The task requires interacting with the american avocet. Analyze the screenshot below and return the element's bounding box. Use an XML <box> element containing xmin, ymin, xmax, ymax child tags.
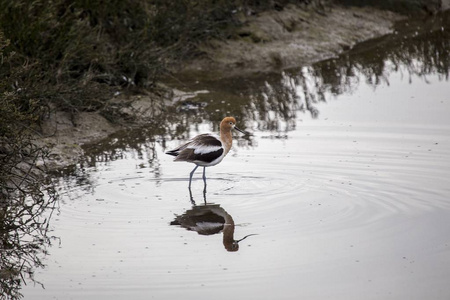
<box><xmin>170</xmin><ymin>203</ymin><xmax>257</xmax><ymax>252</ymax></box>
<box><xmin>166</xmin><ymin>117</ymin><xmax>246</xmax><ymax>191</ymax></box>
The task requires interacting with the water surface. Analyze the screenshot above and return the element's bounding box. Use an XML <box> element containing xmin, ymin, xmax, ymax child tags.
<box><xmin>19</xmin><ymin>11</ymin><xmax>450</xmax><ymax>300</ymax></box>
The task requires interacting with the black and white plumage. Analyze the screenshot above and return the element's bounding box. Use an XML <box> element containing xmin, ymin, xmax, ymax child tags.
<box><xmin>170</xmin><ymin>204</ymin><xmax>257</xmax><ymax>252</ymax></box>
<box><xmin>166</xmin><ymin>117</ymin><xmax>246</xmax><ymax>191</ymax></box>
<box><xmin>166</xmin><ymin>133</ymin><xmax>225</xmax><ymax>166</ymax></box>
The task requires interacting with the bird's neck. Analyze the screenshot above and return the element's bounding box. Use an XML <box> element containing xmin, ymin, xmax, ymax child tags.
<box><xmin>222</xmin><ymin>213</ymin><xmax>235</xmax><ymax>250</ymax></box>
<box><xmin>220</xmin><ymin>131</ymin><xmax>233</xmax><ymax>154</ymax></box>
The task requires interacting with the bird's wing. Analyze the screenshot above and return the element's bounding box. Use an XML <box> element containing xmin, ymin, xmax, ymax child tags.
<box><xmin>189</xmin><ymin>134</ymin><xmax>222</xmax><ymax>154</ymax></box>
<box><xmin>175</xmin><ymin>134</ymin><xmax>224</xmax><ymax>163</ymax></box>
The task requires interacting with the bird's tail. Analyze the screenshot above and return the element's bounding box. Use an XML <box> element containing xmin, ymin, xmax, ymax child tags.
<box><xmin>165</xmin><ymin>149</ymin><xmax>179</xmax><ymax>157</ymax></box>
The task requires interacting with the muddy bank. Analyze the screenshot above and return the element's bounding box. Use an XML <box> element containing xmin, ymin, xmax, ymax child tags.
<box><xmin>39</xmin><ymin>4</ymin><xmax>404</xmax><ymax>169</ymax></box>
<box><xmin>179</xmin><ymin>4</ymin><xmax>403</xmax><ymax>77</ymax></box>
<box><xmin>37</xmin><ymin>92</ymin><xmax>169</xmax><ymax>169</ymax></box>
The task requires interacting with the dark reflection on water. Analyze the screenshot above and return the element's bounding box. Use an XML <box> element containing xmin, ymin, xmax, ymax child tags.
<box><xmin>55</xmin><ymin>126</ymin><xmax>168</xmax><ymax>192</ymax></box>
<box><xmin>170</xmin><ymin>197</ymin><xmax>256</xmax><ymax>252</ymax></box>
<box><xmin>81</xmin><ymin>126</ymin><xmax>164</xmax><ymax>169</ymax></box>
<box><xmin>168</xmin><ymin>10</ymin><xmax>449</xmax><ymax>130</ymax></box>
<box><xmin>304</xmin><ymin>10</ymin><xmax>449</xmax><ymax>94</ymax></box>
<box><xmin>0</xmin><ymin>186</ymin><xmax>58</xmax><ymax>299</ymax></box>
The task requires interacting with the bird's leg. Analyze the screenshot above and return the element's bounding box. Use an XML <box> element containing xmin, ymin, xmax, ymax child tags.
<box><xmin>189</xmin><ymin>165</ymin><xmax>199</xmax><ymax>189</ymax></box>
<box><xmin>202</xmin><ymin>167</ymin><xmax>207</xmax><ymax>195</ymax></box>
<box><xmin>189</xmin><ymin>188</ymin><xmax>195</xmax><ymax>205</ymax></box>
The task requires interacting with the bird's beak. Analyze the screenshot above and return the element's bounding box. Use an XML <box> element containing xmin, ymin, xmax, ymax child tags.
<box><xmin>235</xmin><ymin>234</ymin><xmax>258</xmax><ymax>243</ymax></box>
<box><xmin>234</xmin><ymin>126</ymin><xmax>248</xmax><ymax>135</ymax></box>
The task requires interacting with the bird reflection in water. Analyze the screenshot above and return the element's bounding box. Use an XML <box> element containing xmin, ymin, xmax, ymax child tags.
<box><xmin>170</xmin><ymin>197</ymin><xmax>256</xmax><ymax>252</ymax></box>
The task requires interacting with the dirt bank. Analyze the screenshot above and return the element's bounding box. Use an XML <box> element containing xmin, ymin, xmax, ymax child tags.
<box><xmin>179</xmin><ymin>4</ymin><xmax>403</xmax><ymax>77</ymax></box>
<box><xmin>39</xmin><ymin>4</ymin><xmax>404</xmax><ymax>169</ymax></box>
<box><xmin>37</xmin><ymin>92</ymin><xmax>168</xmax><ymax>169</ymax></box>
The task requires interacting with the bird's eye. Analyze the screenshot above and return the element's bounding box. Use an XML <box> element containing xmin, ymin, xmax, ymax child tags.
<box><xmin>229</xmin><ymin>122</ymin><xmax>233</xmax><ymax>125</ymax></box>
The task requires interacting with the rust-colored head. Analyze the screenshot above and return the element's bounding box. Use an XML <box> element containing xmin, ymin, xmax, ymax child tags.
<box><xmin>220</xmin><ymin>117</ymin><xmax>245</xmax><ymax>134</ymax></box>
<box><xmin>220</xmin><ymin>117</ymin><xmax>237</xmax><ymax>131</ymax></box>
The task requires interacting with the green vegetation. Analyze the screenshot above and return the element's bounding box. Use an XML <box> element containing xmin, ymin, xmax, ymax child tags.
<box><xmin>0</xmin><ymin>0</ymin><xmax>307</xmax><ymax>122</ymax></box>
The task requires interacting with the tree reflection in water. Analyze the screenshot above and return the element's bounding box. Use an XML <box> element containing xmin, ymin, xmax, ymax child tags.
<box><xmin>1</xmin><ymin>142</ymin><xmax>58</xmax><ymax>300</ymax></box>
<box><xmin>303</xmin><ymin>10</ymin><xmax>449</xmax><ymax>97</ymax></box>
<box><xmin>170</xmin><ymin>10</ymin><xmax>449</xmax><ymax>133</ymax></box>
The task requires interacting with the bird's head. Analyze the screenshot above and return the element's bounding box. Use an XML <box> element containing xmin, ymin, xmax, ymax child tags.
<box><xmin>220</xmin><ymin>116</ymin><xmax>246</xmax><ymax>134</ymax></box>
<box><xmin>224</xmin><ymin>234</ymin><xmax>259</xmax><ymax>252</ymax></box>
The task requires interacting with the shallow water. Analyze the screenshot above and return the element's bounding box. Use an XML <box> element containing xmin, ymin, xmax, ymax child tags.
<box><xmin>19</xmin><ymin>11</ymin><xmax>450</xmax><ymax>300</ymax></box>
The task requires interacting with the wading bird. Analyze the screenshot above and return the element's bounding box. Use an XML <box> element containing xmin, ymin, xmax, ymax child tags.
<box><xmin>170</xmin><ymin>203</ymin><xmax>257</xmax><ymax>252</ymax></box>
<box><xmin>166</xmin><ymin>117</ymin><xmax>246</xmax><ymax>193</ymax></box>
